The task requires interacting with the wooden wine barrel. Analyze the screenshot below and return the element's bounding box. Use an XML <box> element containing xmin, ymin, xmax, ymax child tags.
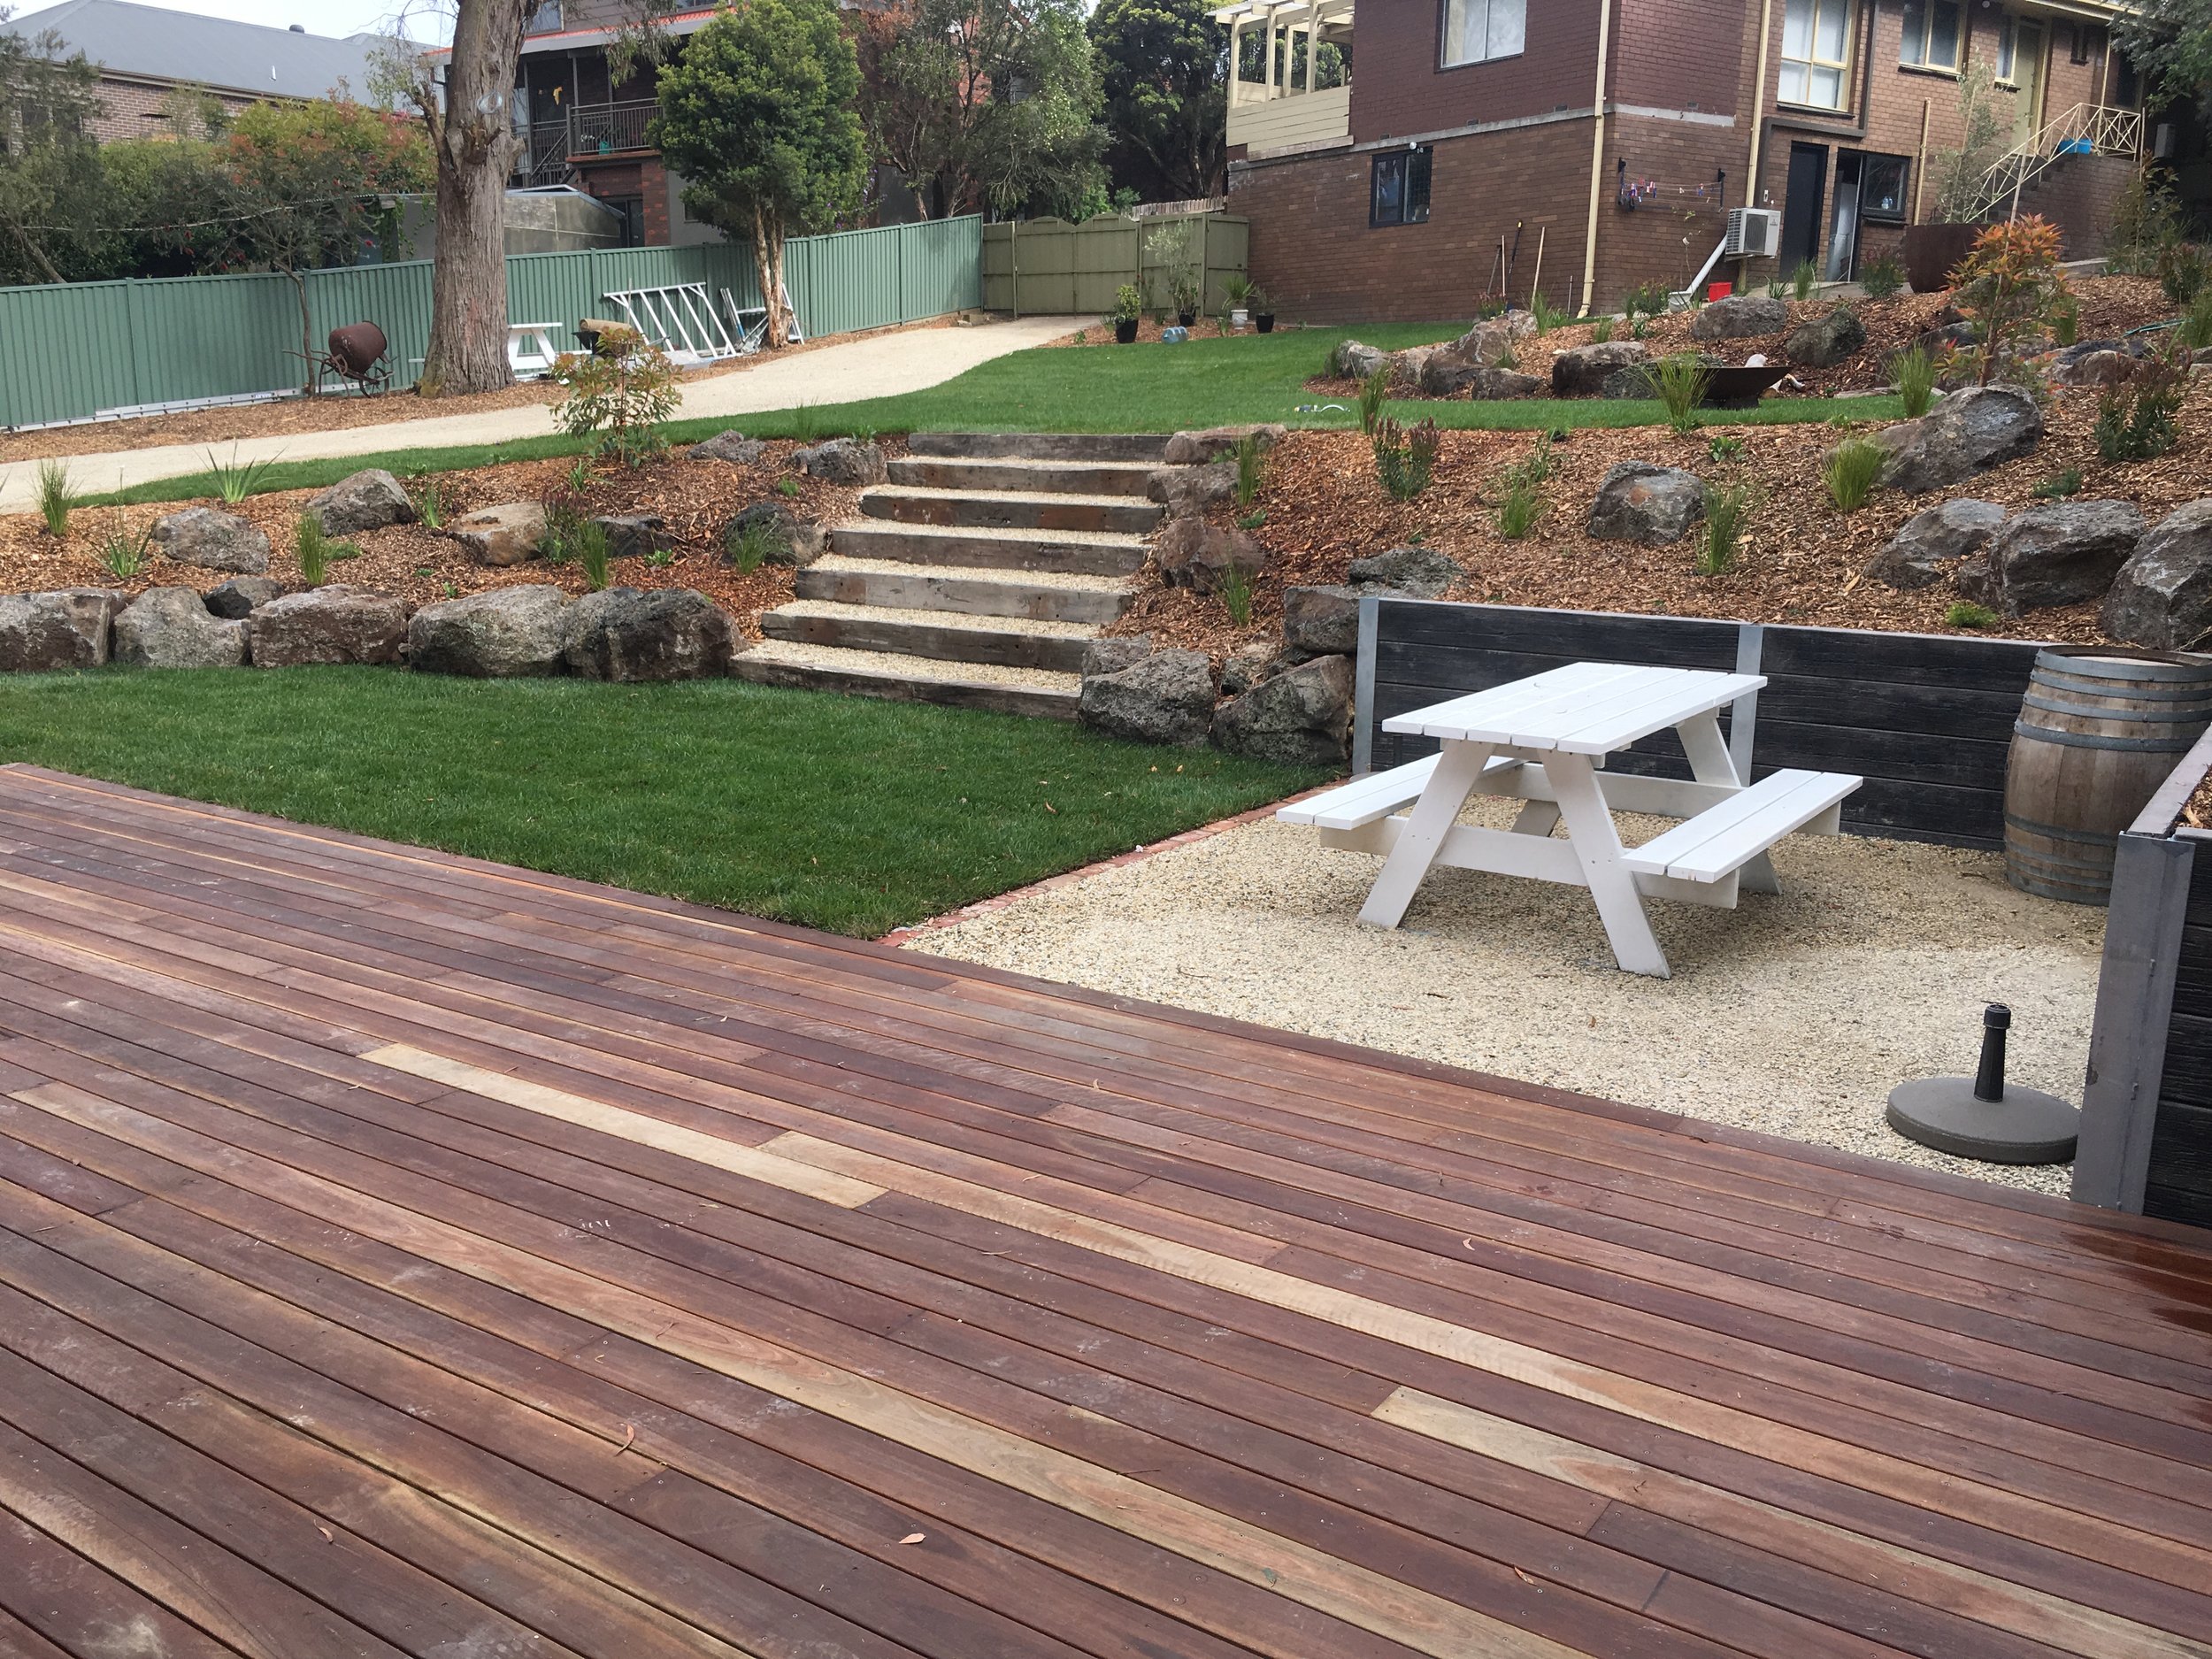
<box><xmin>2005</xmin><ymin>647</ymin><xmax>2212</xmax><ymax>904</ymax></box>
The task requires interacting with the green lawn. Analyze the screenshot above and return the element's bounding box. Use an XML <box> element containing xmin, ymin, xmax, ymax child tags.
<box><xmin>0</xmin><ymin>670</ymin><xmax>1328</xmax><ymax>936</ymax></box>
<box><xmin>90</xmin><ymin>326</ymin><xmax>1900</xmax><ymax>508</ymax></box>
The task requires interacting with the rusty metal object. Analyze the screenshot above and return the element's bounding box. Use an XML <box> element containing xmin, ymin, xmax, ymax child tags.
<box><xmin>309</xmin><ymin>322</ymin><xmax>393</xmax><ymax>396</ymax></box>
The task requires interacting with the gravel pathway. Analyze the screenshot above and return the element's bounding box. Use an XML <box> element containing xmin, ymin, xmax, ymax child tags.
<box><xmin>905</xmin><ymin>800</ymin><xmax>2107</xmax><ymax>1196</ymax></box>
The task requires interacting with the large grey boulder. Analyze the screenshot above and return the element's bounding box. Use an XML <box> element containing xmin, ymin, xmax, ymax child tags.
<box><xmin>247</xmin><ymin>586</ymin><xmax>407</xmax><ymax>667</ymax></box>
<box><xmin>1077</xmin><ymin>648</ymin><xmax>1216</xmax><ymax>747</ymax></box>
<box><xmin>2051</xmin><ymin>344</ymin><xmax>2138</xmax><ymax>387</ymax></box>
<box><xmin>1348</xmin><ymin>543</ymin><xmax>1463</xmax><ymax>598</ymax></box>
<box><xmin>111</xmin><ymin>587</ymin><xmax>248</xmax><ymax>668</ymax></box>
<box><xmin>0</xmin><ymin>588</ymin><xmax>119</xmax><ymax>671</ymax></box>
<box><xmin>1219</xmin><ymin>638</ymin><xmax>1281</xmax><ymax>696</ymax></box>
<box><xmin>1283</xmin><ymin>585</ymin><xmax>1360</xmax><ymax>658</ymax></box>
<box><xmin>1331</xmin><ymin>339</ymin><xmax>1388</xmax><ymax>380</ymax></box>
<box><xmin>203</xmin><ymin>576</ymin><xmax>291</xmax><ymax>618</ymax></box>
<box><xmin>1147</xmin><ymin>461</ymin><xmax>1236</xmax><ymax>515</ymax></box>
<box><xmin>593</xmin><ymin>513</ymin><xmax>672</xmax><ymax>559</ymax></box>
<box><xmin>1387</xmin><ymin>345</ymin><xmax>1441</xmax><ymax>390</ymax></box>
<box><xmin>451</xmin><ymin>501</ymin><xmax>546</xmax><ymax>568</ymax></box>
<box><xmin>2101</xmin><ymin>502</ymin><xmax>2212</xmax><ymax>649</ymax></box>
<box><xmin>1080</xmin><ymin>634</ymin><xmax>1152</xmax><ymax>678</ymax></box>
<box><xmin>306</xmin><ymin>469</ymin><xmax>416</xmax><ymax>536</ymax></box>
<box><xmin>725</xmin><ymin>501</ymin><xmax>825</xmax><ymax>567</ymax></box>
<box><xmin>1163</xmin><ymin>424</ymin><xmax>1286</xmax><ymax>466</ymax></box>
<box><xmin>1862</xmin><ymin>499</ymin><xmax>2006</xmax><ymax>590</ymax></box>
<box><xmin>1870</xmin><ymin>385</ymin><xmax>2043</xmax><ymax>493</ymax></box>
<box><xmin>794</xmin><ymin>438</ymin><xmax>887</xmax><ymax>486</ymax></box>
<box><xmin>408</xmin><ymin>585</ymin><xmax>570</xmax><ymax>678</ymax></box>
<box><xmin>1552</xmin><ymin>341</ymin><xmax>1649</xmax><ymax>396</ymax></box>
<box><xmin>561</xmin><ymin>587</ymin><xmax>736</xmax><ymax>681</ymax></box>
<box><xmin>1690</xmin><ymin>295</ymin><xmax>1788</xmax><ymax>342</ymax></box>
<box><xmin>1212</xmin><ymin>654</ymin><xmax>1354</xmax><ymax>766</ymax></box>
<box><xmin>690</xmin><ymin>428</ymin><xmax>767</xmax><ymax>465</ymax></box>
<box><xmin>148</xmin><ymin>505</ymin><xmax>269</xmax><ymax>574</ymax></box>
<box><xmin>1421</xmin><ymin>355</ymin><xmax>1542</xmax><ymax>399</ymax></box>
<box><xmin>1785</xmin><ymin>305</ymin><xmax>1869</xmax><ymax>368</ymax></box>
<box><xmin>1989</xmin><ymin>501</ymin><xmax>2147</xmax><ymax>616</ymax></box>
<box><xmin>1588</xmin><ymin>462</ymin><xmax>1706</xmax><ymax>545</ymax></box>
<box><xmin>1155</xmin><ymin>517</ymin><xmax>1268</xmax><ymax>594</ymax></box>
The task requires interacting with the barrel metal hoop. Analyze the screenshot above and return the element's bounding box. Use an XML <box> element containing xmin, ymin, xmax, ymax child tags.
<box><xmin>2017</xmin><ymin>693</ymin><xmax>2212</xmax><ymax>723</ymax></box>
<box><xmin>2034</xmin><ymin>645</ymin><xmax>2212</xmax><ymax>681</ymax></box>
<box><xmin>2025</xmin><ymin>673</ymin><xmax>2212</xmax><ymax>704</ymax></box>
<box><xmin>2011</xmin><ymin>719</ymin><xmax>2205</xmax><ymax>752</ymax></box>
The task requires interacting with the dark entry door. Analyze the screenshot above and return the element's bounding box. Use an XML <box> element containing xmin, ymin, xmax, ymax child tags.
<box><xmin>1780</xmin><ymin>143</ymin><xmax>1828</xmax><ymax>274</ymax></box>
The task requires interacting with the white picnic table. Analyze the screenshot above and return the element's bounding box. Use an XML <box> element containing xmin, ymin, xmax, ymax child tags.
<box><xmin>506</xmin><ymin>322</ymin><xmax>565</xmax><ymax>379</ymax></box>
<box><xmin>1279</xmin><ymin>661</ymin><xmax>1863</xmax><ymax>977</ymax></box>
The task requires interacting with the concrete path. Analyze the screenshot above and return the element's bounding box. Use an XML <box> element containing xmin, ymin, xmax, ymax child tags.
<box><xmin>1</xmin><ymin>315</ymin><xmax>1077</xmax><ymax>511</ymax></box>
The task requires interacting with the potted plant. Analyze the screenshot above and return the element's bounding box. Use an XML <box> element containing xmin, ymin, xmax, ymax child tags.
<box><xmin>1249</xmin><ymin>283</ymin><xmax>1274</xmax><ymax>334</ymax></box>
<box><xmin>1172</xmin><ymin>272</ymin><xmax>1201</xmax><ymax>328</ymax></box>
<box><xmin>1224</xmin><ymin>273</ymin><xmax>1254</xmax><ymax>329</ymax></box>
<box><xmin>1112</xmin><ymin>284</ymin><xmax>1141</xmax><ymax>344</ymax></box>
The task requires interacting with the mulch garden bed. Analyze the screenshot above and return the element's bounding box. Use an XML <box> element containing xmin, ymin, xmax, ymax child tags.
<box><xmin>0</xmin><ymin>437</ymin><xmax>892</xmax><ymax>641</ymax></box>
<box><xmin>1117</xmin><ymin>375</ymin><xmax>2209</xmax><ymax>662</ymax></box>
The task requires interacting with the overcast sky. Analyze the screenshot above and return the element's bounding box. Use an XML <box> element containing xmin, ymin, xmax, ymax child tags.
<box><xmin>12</xmin><ymin>0</ymin><xmax>456</xmax><ymax>43</ymax></box>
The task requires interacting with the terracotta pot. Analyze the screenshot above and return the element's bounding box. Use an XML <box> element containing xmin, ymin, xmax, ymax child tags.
<box><xmin>1901</xmin><ymin>222</ymin><xmax>1983</xmax><ymax>296</ymax></box>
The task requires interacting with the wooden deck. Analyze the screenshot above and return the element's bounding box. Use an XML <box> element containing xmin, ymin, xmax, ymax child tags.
<box><xmin>0</xmin><ymin>764</ymin><xmax>2209</xmax><ymax>1659</ymax></box>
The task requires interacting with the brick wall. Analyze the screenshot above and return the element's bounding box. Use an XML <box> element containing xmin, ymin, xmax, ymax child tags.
<box><xmin>1352</xmin><ymin>0</ymin><xmax>1605</xmax><ymax>140</ymax></box>
<box><xmin>85</xmin><ymin>76</ymin><xmax>257</xmax><ymax>144</ymax></box>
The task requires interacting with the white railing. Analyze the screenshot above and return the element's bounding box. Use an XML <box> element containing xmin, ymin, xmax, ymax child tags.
<box><xmin>1968</xmin><ymin>103</ymin><xmax>2143</xmax><ymax>220</ymax></box>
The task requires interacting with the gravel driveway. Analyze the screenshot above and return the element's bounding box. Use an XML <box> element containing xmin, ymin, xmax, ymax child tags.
<box><xmin>904</xmin><ymin>798</ymin><xmax>2107</xmax><ymax>1196</ymax></box>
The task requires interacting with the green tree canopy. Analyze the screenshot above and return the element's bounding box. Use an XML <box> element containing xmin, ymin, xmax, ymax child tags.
<box><xmin>0</xmin><ymin>12</ymin><xmax>104</xmax><ymax>283</ymax></box>
<box><xmin>1089</xmin><ymin>0</ymin><xmax>1226</xmax><ymax>205</ymax></box>
<box><xmin>862</xmin><ymin>0</ymin><xmax>1106</xmax><ymax>221</ymax></box>
<box><xmin>2114</xmin><ymin>0</ymin><xmax>2212</xmax><ymax>122</ymax></box>
<box><xmin>653</xmin><ymin>0</ymin><xmax>866</xmax><ymax>346</ymax></box>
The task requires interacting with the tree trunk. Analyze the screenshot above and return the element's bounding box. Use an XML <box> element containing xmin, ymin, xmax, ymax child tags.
<box><xmin>419</xmin><ymin>0</ymin><xmax>529</xmax><ymax>398</ymax></box>
<box><xmin>288</xmin><ymin>267</ymin><xmax>314</xmax><ymax>394</ymax></box>
<box><xmin>750</xmin><ymin>201</ymin><xmax>790</xmax><ymax>348</ymax></box>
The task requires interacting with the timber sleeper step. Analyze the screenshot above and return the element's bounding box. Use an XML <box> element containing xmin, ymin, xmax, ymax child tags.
<box><xmin>886</xmin><ymin>457</ymin><xmax>1160</xmax><ymax>496</ymax></box>
<box><xmin>859</xmin><ymin>486</ymin><xmax>1163</xmax><ymax>534</ymax></box>
<box><xmin>825</xmin><ymin>521</ymin><xmax>1148</xmax><ymax>577</ymax></box>
<box><xmin>905</xmin><ymin>431</ymin><xmax>1171</xmax><ymax>463</ymax></box>
<box><xmin>734</xmin><ymin>641</ymin><xmax>1080</xmax><ymax>720</ymax></box>
<box><xmin>796</xmin><ymin>557</ymin><xmax>1132</xmax><ymax>625</ymax></box>
<box><xmin>757</xmin><ymin>600</ymin><xmax>1098</xmax><ymax>674</ymax></box>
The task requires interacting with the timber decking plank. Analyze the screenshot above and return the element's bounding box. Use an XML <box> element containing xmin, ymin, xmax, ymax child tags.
<box><xmin>0</xmin><ymin>1509</ymin><xmax>246</xmax><ymax>1659</ymax></box>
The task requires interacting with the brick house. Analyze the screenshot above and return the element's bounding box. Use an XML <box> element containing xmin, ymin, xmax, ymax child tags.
<box><xmin>0</xmin><ymin>0</ymin><xmax>408</xmax><ymax>143</ymax></box>
<box><xmin>1216</xmin><ymin>0</ymin><xmax>2146</xmax><ymax>319</ymax></box>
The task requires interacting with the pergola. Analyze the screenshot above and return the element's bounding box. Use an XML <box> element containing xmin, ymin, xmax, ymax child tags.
<box><xmin>1209</xmin><ymin>0</ymin><xmax>1355</xmax><ymax>101</ymax></box>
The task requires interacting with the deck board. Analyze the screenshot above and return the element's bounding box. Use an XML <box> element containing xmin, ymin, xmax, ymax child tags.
<box><xmin>1</xmin><ymin>764</ymin><xmax>2210</xmax><ymax>1659</ymax></box>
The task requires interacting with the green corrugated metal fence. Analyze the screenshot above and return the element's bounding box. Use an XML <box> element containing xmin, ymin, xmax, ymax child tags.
<box><xmin>0</xmin><ymin>215</ymin><xmax>982</xmax><ymax>431</ymax></box>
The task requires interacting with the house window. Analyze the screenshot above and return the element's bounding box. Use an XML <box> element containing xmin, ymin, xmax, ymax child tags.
<box><xmin>1371</xmin><ymin>149</ymin><xmax>1431</xmax><ymax>227</ymax></box>
<box><xmin>2070</xmin><ymin>24</ymin><xmax>2093</xmax><ymax>65</ymax></box>
<box><xmin>1861</xmin><ymin>153</ymin><xmax>1909</xmax><ymax>220</ymax></box>
<box><xmin>1778</xmin><ymin>0</ymin><xmax>1854</xmax><ymax>110</ymax></box>
<box><xmin>1994</xmin><ymin>15</ymin><xmax>2043</xmax><ymax>85</ymax></box>
<box><xmin>1899</xmin><ymin>1</ymin><xmax>1960</xmax><ymax>71</ymax></box>
<box><xmin>1440</xmin><ymin>0</ymin><xmax>1525</xmax><ymax>68</ymax></box>
<box><xmin>2113</xmin><ymin>50</ymin><xmax>2139</xmax><ymax>107</ymax></box>
<box><xmin>524</xmin><ymin>0</ymin><xmax>563</xmax><ymax>34</ymax></box>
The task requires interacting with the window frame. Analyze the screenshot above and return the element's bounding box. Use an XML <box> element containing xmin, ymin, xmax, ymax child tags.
<box><xmin>1369</xmin><ymin>149</ymin><xmax>1432</xmax><ymax>229</ymax></box>
<box><xmin>1859</xmin><ymin>153</ymin><xmax>1910</xmax><ymax>222</ymax></box>
<box><xmin>1899</xmin><ymin>0</ymin><xmax>1961</xmax><ymax>73</ymax></box>
<box><xmin>1777</xmin><ymin>0</ymin><xmax>1856</xmax><ymax>111</ymax></box>
<box><xmin>1438</xmin><ymin>0</ymin><xmax>1527</xmax><ymax>71</ymax></box>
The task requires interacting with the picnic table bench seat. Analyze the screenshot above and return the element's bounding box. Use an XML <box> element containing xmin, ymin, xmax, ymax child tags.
<box><xmin>1278</xmin><ymin>754</ymin><xmax>1520</xmax><ymax>831</ymax></box>
<box><xmin>1621</xmin><ymin>767</ymin><xmax>1861</xmax><ymax>884</ymax></box>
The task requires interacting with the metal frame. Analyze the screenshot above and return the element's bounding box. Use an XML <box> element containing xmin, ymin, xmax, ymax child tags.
<box><xmin>718</xmin><ymin>283</ymin><xmax>807</xmax><ymax>355</ymax></box>
<box><xmin>603</xmin><ymin>283</ymin><xmax>741</xmax><ymax>364</ymax></box>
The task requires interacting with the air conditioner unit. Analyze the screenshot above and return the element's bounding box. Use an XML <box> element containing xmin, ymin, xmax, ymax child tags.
<box><xmin>1724</xmin><ymin>207</ymin><xmax>1781</xmax><ymax>259</ymax></box>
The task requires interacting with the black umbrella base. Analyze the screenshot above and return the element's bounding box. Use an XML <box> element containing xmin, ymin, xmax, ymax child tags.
<box><xmin>1885</xmin><ymin>1077</ymin><xmax>2079</xmax><ymax>1165</ymax></box>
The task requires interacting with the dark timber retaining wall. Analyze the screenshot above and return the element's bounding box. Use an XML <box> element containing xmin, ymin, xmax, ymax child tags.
<box><xmin>2077</xmin><ymin>726</ymin><xmax>2212</xmax><ymax>1229</ymax></box>
<box><xmin>1356</xmin><ymin>597</ymin><xmax>2045</xmax><ymax>849</ymax></box>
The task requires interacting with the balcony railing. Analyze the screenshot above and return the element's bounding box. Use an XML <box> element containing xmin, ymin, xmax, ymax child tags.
<box><xmin>1965</xmin><ymin>103</ymin><xmax>2143</xmax><ymax>220</ymax></box>
<box><xmin>515</xmin><ymin>100</ymin><xmax>659</xmax><ymax>186</ymax></box>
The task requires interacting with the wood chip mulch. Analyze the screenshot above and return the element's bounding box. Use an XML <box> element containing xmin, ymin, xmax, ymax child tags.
<box><xmin>0</xmin><ymin>437</ymin><xmax>892</xmax><ymax>639</ymax></box>
<box><xmin>1116</xmin><ymin>373</ymin><xmax>2209</xmax><ymax>663</ymax></box>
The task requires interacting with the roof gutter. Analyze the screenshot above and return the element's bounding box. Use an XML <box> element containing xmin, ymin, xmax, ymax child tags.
<box><xmin>1579</xmin><ymin>0</ymin><xmax>1615</xmax><ymax>314</ymax></box>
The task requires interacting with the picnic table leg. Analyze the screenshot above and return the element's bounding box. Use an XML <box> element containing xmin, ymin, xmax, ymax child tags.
<box><xmin>1357</xmin><ymin>741</ymin><xmax>1494</xmax><ymax>929</ymax></box>
<box><xmin>1548</xmin><ymin>752</ymin><xmax>1671</xmax><ymax>978</ymax></box>
<box><xmin>1511</xmin><ymin>800</ymin><xmax>1562</xmax><ymax>836</ymax></box>
<box><xmin>1678</xmin><ymin>710</ymin><xmax>1780</xmax><ymax>895</ymax></box>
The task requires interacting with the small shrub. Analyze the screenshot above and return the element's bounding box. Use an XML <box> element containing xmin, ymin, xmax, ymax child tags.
<box><xmin>1629</xmin><ymin>313</ymin><xmax>1652</xmax><ymax>341</ymax></box>
<box><xmin>1073</xmin><ymin>329</ymin><xmax>1087</xmax><ymax>346</ymax></box>
<box><xmin>1651</xmin><ymin>353</ymin><xmax>1711</xmax><ymax>434</ymax></box>
<box><xmin>441</xmin><ymin>580</ymin><xmax>458</xmax><ymax>598</ymax></box>
<box><xmin>1697</xmin><ymin>481</ymin><xmax>1755</xmax><ymax>576</ymax></box>
<box><xmin>566</xmin><ymin>455</ymin><xmax>595</xmax><ymax>495</ymax></box>
<box><xmin>2050</xmin><ymin>290</ymin><xmax>2080</xmax><ymax>348</ymax></box>
<box><xmin>573</xmin><ymin>518</ymin><xmax>611</xmax><ymax>591</ymax></box>
<box><xmin>2179</xmin><ymin>285</ymin><xmax>2212</xmax><ymax>352</ymax></box>
<box><xmin>1624</xmin><ymin>280</ymin><xmax>1669</xmax><ymax>319</ymax></box>
<box><xmin>1951</xmin><ymin>216</ymin><xmax>2072</xmax><ymax>387</ymax></box>
<box><xmin>35</xmin><ymin>460</ymin><xmax>71</xmax><ymax>539</ymax></box>
<box><xmin>726</xmin><ymin>517</ymin><xmax>775</xmax><ymax>572</ymax></box>
<box><xmin>1112</xmin><ymin>283</ymin><xmax>1142</xmax><ymax>323</ymax></box>
<box><xmin>413</xmin><ymin>480</ymin><xmax>445</xmax><ymax>530</ymax></box>
<box><xmin>539</xmin><ymin>490</ymin><xmax>588</xmax><ymax>565</ymax></box>
<box><xmin>206</xmin><ymin>446</ymin><xmax>277</xmax><ymax>505</ymax></box>
<box><xmin>330</xmin><ymin>541</ymin><xmax>361</xmax><ymax>562</ymax></box>
<box><xmin>1858</xmin><ymin>253</ymin><xmax>1904</xmax><ymax>300</ymax></box>
<box><xmin>645</xmin><ymin>545</ymin><xmax>677</xmax><ymax>568</ymax></box>
<box><xmin>1530</xmin><ymin>293</ymin><xmax>1564</xmax><ymax>335</ymax></box>
<box><xmin>1766</xmin><ymin>278</ymin><xmax>1786</xmax><ymax>299</ymax></box>
<box><xmin>95</xmin><ymin>513</ymin><xmax>150</xmax><ymax>580</ymax></box>
<box><xmin>293</xmin><ymin>513</ymin><xmax>330</xmax><ymax>587</ymax></box>
<box><xmin>1233</xmin><ymin>432</ymin><xmax>1265</xmax><ymax>508</ymax></box>
<box><xmin>1947</xmin><ymin>601</ymin><xmax>1998</xmax><ymax>630</ymax></box>
<box><xmin>1495</xmin><ymin>475</ymin><xmax>1544</xmax><ymax>539</ymax></box>
<box><xmin>776</xmin><ymin>476</ymin><xmax>802</xmax><ymax>499</ymax></box>
<box><xmin>1356</xmin><ymin>368</ymin><xmax>1390</xmax><ymax>436</ymax></box>
<box><xmin>2095</xmin><ymin>348</ymin><xmax>2187</xmax><ymax>461</ymax></box>
<box><xmin>2158</xmin><ymin>242</ymin><xmax>2208</xmax><ymax>307</ymax></box>
<box><xmin>1707</xmin><ymin>432</ymin><xmax>1745</xmax><ymax>462</ymax></box>
<box><xmin>1589</xmin><ymin>315</ymin><xmax>1616</xmax><ymax>344</ymax></box>
<box><xmin>1823</xmin><ymin>436</ymin><xmax>1886</xmax><ymax>511</ymax></box>
<box><xmin>1217</xmin><ymin>560</ymin><xmax>1256</xmax><ymax>627</ymax></box>
<box><xmin>1371</xmin><ymin>416</ymin><xmax>1440</xmax><ymax>501</ymax></box>
<box><xmin>548</xmin><ymin>323</ymin><xmax>681</xmax><ymax>467</ymax></box>
<box><xmin>1893</xmin><ymin>344</ymin><xmax>1937</xmax><ymax>418</ymax></box>
<box><xmin>1238</xmin><ymin>508</ymin><xmax>1266</xmax><ymax>530</ymax></box>
<box><xmin>1790</xmin><ymin>259</ymin><xmax>1818</xmax><ymax>302</ymax></box>
<box><xmin>2032</xmin><ymin>469</ymin><xmax>2083</xmax><ymax>499</ymax></box>
<box><xmin>1472</xmin><ymin>292</ymin><xmax>1509</xmax><ymax>320</ymax></box>
<box><xmin>2106</xmin><ymin>169</ymin><xmax>2185</xmax><ymax>276</ymax></box>
<box><xmin>790</xmin><ymin>402</ymin><xmax>822</xmax><ymax>442</ymax></box>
